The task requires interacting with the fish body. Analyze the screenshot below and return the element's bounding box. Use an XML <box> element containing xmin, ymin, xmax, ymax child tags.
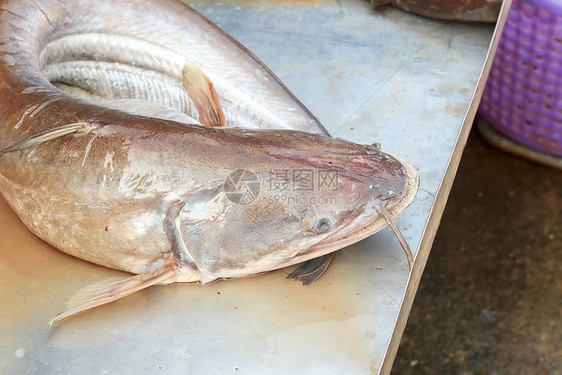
<box><xmin>0</xmin><ymin>0</ymin><xmax>419</xmax><ymax>324</ymax></box>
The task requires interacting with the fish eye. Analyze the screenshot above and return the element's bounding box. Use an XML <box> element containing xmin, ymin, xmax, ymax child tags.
<box><xmin>312</xmin><ymin>218</ymin><xmax>331</xmax><ymax>234</ymax></box>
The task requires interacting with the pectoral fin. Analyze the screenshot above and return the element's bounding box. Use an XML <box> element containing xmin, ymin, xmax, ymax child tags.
<box><xmin>182</xmin><ymin>62</ymin><xmax>226</xmax><ymax>127</ymax></box>
<box><xmin>287</xmin><ymin>252</ymin><xmax>338</xmax><ymax>285</ymax></box>
<box><xmin>49</xmin><ymin>261</ymin><xmax>179</xmax><ymax>326</ymax></box>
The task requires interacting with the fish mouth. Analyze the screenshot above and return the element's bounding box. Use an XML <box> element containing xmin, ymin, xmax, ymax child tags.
<box><xmin>283</xmin><ymin>151</ymin><xmax>419</xmax><ymax>267</ymax></box>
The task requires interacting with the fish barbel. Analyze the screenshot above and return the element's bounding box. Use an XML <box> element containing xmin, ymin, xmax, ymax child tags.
<box><xmin>0</xmin><ymin>0</ymin><xmax>419</xmax><ymax>325</ymax></box>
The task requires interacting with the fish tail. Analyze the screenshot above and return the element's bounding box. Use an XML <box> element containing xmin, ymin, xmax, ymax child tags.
<box><xmin>49</xmin><ymin>262</ymin><xmax>179</xmax><ymax>327</ymax></box>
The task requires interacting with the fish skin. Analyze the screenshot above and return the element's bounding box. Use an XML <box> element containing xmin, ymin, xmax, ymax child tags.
<box><xmin>0</xmin><ymin>116</ymin><xmax>416</xmax><ymax>280</ymax></box>
<box><xmin>0</xmin><ymin>0</ymin><xmax>419</xmax><ymax>322</ymax></box>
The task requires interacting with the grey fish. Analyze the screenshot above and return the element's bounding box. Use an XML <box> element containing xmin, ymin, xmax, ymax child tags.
<box><xmin>0</xmin><ymin>0</ymin><xmax>419</xmax><ymax>326</ymax></box>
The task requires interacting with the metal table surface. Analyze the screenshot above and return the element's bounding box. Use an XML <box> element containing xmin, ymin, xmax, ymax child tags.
<box><xmin>0</xmin><ymin>1</ymin><xmax>509</xmax><ymax>373</ymax></box>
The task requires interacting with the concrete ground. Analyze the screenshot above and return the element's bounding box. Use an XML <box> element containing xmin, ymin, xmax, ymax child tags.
<box><xmin>391</xmin><ymin>127</ymin><xmax>562</xmax><ymax>375</ymax></box>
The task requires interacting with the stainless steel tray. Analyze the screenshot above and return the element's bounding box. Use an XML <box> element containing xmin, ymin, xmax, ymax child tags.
<box><xmin>0</xmin><ymin>1</ymin><xmax>509</xmax><ymax>373</ymax></box>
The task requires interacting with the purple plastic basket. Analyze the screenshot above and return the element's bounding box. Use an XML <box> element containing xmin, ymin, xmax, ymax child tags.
<box><xmin>479</xmin><ymin>0</ymin><xmax>562</xmax><ymax>157</ymax></box>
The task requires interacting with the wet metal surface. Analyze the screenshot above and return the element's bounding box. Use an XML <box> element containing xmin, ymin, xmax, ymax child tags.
<box><xmin>0</xmin><ymin>1</ymin><xmax>496</xmax><ymax>373</ymax></box>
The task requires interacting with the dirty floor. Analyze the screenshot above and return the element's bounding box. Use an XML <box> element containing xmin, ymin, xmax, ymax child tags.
<box><xmin>392</xmin><ymin>127</ymin><xmax>562</xmax><ymax>375</ymax></box>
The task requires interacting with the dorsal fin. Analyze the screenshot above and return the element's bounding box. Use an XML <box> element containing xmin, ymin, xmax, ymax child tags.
<box><xmin>182</xmin><ymin>62</ymin><xmax>226</xmax><ymax>127</ymax></box>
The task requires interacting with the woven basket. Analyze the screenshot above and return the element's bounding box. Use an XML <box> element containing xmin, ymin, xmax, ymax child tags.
<box><xmin>479</xmin><ymin>0</ymin><xmax>562</xmax><ymax>157</ymax></box>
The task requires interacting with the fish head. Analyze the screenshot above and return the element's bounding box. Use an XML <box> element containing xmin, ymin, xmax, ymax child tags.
<box><xmin>176</xmin><ymin>131</ymin><xmax>418</xmax><ymax>279</ymax></box>
<box><xmin>264</xmin><ymin>138</ymin><xmax>417</xmax><ymax>264</ymax></box>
